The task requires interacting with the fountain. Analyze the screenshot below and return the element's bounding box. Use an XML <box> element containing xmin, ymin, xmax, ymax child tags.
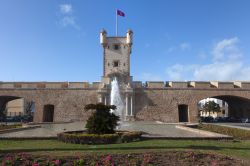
<box><xmin>110</xmin><ymin>77</ymin><xmax>124</xmax><ymax>120</ymax></box>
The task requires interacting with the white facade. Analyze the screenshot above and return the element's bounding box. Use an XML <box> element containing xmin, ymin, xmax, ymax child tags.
<box><xmin>6</xmin><ymin>98</ymin><xmax>24</xmax><ymax>117</ymax></box>
<box><xmin>198</xmin><ymin>98</ymin><xmax>228</xmax><ymax>118</ymax></box>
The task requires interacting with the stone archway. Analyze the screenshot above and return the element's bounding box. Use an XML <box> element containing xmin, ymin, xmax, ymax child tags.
<box><xmin>43</xmin><ymin>104</ymin><xmax>54</xmax><ymax>122</ymax></box>
<box><xmin>214</xmin><ymin>95</ymin><xmax>250</xmax><ymax>119</ymax></box>
<box><xmin>196</xmin><ymin>95</ymin><xmax>250</xmax><ymax>119</ymax></box>
<box><xmin>0</xmin><ymin>96</ymin><xmax>22</xmax><ymax>119</ymax></box>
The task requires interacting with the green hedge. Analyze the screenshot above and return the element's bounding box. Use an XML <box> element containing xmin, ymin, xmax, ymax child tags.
<box><xmin>118</xmin><ymin>131</ymin><xmax>142</xmax><ymax>143</ymax></box>
<box><xmin>198</xmin><ymin>124</ymin><xmax>250</xmax><ymax>139</ymax></box>
<box><xmin>0</xmin><ymin>124</ymin><xmax>21</xmax><ymax>130</ymax></box>
<box><xmin>57</xmin><ymin>131</ymin><xmax>142</xmax><ymax>144</ymax></box>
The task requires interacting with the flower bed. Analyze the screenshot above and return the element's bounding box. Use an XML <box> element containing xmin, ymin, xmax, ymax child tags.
<box><xmin>1</xmin><ymin>151</ymin><xmax>247</xmax><ymax>166</ymax></box>
<box><xmin>57</xmin><ymin>130</ymin><xmax>142</xmax><ymax>144</ymax></box>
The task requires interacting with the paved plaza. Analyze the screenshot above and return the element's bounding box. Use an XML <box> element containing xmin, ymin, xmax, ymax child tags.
<box><xmin>0</xmin><ymin>121</ymin><xmax>230</xmax><ymax>139</ymax></box>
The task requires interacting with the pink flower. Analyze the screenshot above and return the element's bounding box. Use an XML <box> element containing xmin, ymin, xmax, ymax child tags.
<box><xmin>53</xmin><ymin>159</ymin><xmax>60</xmax><ymax>165</ymax></box>
<box><xmin>32</xmin><ymin>163</ymin><xmax>39</xmax><ymax>166</ymax></box>
<box><xmin>106</xmin><ymin>155</ymin><xmax>112</xmax><ymax>161</ymax></box>
<box><xmin>212</xmin><ymin>160</ymin><xmax>217</xmax><ymax>166</ymax></box>
<box><xmin>144</xmin><ymin>153</ymin><xmax>151</xmax><ymax>163</ymax></box>
<box><xmin>102</xmin><ymin>155</ymin><xmax>114</xmax><ymax>166</ymax></box>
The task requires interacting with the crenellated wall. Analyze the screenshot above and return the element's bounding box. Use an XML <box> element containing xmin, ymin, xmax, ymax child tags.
<box><xmin>1</xmin><ymin>81</ymin><xmax>250</xmax><ymax>89</ymax></box>
<box><xmin>1</xmin><ymin>81</ymin><xmax>250</xmax><ymax>123</ymax></box>
<box><xmin>136</xmin><ymin>81</ymin><xmax>250</xmax><ymax>89</ymax></box>
<box><xmin>0</xmin><ymin>82</ymin><xmax>101</xmax><ymax>122</ymax></box>
<box><xmin>131</xmin><ymin>81</ymin><xmax>250</xmax><ymax>122</ymax></box>
<box><xmin>0</xmin><ymin>82</ymin><xmax>101</xmax><ymax>89</ymax></box>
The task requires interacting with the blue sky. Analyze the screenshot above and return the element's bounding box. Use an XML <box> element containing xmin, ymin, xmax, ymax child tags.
<box><xmin>1</xmin><ymin>0</ymin><xmax>250</xmax><ymax>82</ymax></box>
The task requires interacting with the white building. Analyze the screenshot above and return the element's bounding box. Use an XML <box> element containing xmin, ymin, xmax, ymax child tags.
<box><xmin>198</xmin><ymin>98</ymin><xmax>228</xmax><ymax>118</ymax></box>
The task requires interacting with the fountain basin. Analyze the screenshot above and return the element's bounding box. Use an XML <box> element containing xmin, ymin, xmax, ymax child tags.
<box><xmin>57</xmin><ymin>130</ymin><xmax>142</xmax><ymax>144</ymax></box>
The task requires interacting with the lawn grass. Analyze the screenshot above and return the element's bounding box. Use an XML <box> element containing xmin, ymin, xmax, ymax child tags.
<box><xmin>198</xmin><ymin>124</ymin><xmax>250</xmax><ymax>139</ymax></box>
<box><xmin>0</xmin><ymin>124</ymin><xmax>21</xmax><ymax>130</ymax></box>
<box><xmin>1</xmin><ymin>139</ymin><xmax>250</xmax><ymax>161</ymax></box>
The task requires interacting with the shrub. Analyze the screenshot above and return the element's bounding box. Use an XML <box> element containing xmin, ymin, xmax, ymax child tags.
<box><xmin>198</xmin><ymin>124</ymin><xmax>250</xmax><ymax>139</ymax></box>
<box><xmin>74</xmin><ymin>158</ymin><xmax>85</xmax><ymax>166</ymax></box>
<box><xmin>84</xmin><ymin>103</ymin><xmax>120</xmax><ymax>134</ymax></box>
<box><xmin>119</xmin><ymin>131</ymin><xmax>142</xmax><ymax>143</ymax></box>
<box><xmin>57</xmin><ymin>131</ymin><xmax>142</xmax><ymax>144</ymax></box>
<box><xmin>57</xmin><ymin>132</ymin><xmax>119</xmax><ymax>144</ymax></box>
<box><xmin>0</xmin><ymin>124</ymin><xmax>22</xmax><ymax>130</ymax></box>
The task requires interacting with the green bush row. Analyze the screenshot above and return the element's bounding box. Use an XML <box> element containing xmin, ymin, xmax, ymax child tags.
<box><xmin>0</xmin><ymin>124</ymin><xmax>22</xmax><ymax>130</ymax></box>
<box><xmin>198</xmin><ymin>124</ymin><xmax>250</xmax><ymax>139</ymax></box>
<box><xmin>117</xmin><ymin>131</ymin><xmax>143</xmax><ymax>143</ymax></box>
<box><xmin>57</xmin><ymin>131</ymin><xmax>142</xmax><ymax>144</ymax></box>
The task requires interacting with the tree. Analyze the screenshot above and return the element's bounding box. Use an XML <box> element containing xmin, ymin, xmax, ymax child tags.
<box><xmin>25</xmin><ymin>101</ymin><xmax>35</xmax><ymax>116</ymax></box>
<box><xmin>84</xmin><ymin>103</ymin><xmax>120</xmax><ymax>134</ymax></box>
<box><xmin>202</xmin><ymin>101</ymin><xmax>221</xmax><ymax>116</ymax></box>
<box><xmin>0</xmin><ymin>105</ymin><xmax>7</xmax><ymax>122</ymax></box>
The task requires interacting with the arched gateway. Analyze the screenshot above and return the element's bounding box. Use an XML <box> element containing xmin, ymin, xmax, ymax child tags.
<box><xmin>1</xmin><ymin>31</ymin><xmax>250</xmax><ymax>123</ymax></box>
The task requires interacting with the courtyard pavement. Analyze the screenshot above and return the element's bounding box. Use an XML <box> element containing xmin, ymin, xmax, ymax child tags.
<box><xmin>0</xmin><ymin>121</ymin><xmax>230</xmax><ymax>139</ymax></box>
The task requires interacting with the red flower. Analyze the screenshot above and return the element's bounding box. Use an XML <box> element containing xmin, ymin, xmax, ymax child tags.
<box><xmin>53</xmin><ymin>159</ymin><xmax>61</xmax><ymax>165</ymax></box>
<box><xmin>32</xmin><ymin>163</ymin><xmax>39</xmax><ymax>166</ymax></box>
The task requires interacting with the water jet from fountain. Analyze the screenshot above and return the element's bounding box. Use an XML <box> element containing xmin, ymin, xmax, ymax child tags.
<box><xmin>110</xmin><ymin>77</ymin><xmax>124</xmax><ymax>122</ymax></box>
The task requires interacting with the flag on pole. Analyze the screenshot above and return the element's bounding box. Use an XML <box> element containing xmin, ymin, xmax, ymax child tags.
<box><xmin>117</xmin><ymin>9</ymin><xmax>125</xmax><ymax>17</ymax></box>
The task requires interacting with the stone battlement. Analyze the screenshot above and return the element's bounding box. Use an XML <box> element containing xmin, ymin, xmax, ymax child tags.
<box><xmin>133</xmin><ymin>81</ymin><xmax>250</xmax><ymax>89</ymax></box>
<box><xmin>0</xmin><ymin>82</ymin><xmax>101</xmax><ymax>89</ymax></box>
<box><xmin>1</xmin><ymin>81</ymin><xmax>250</xmax><ymax>89</ymax></box>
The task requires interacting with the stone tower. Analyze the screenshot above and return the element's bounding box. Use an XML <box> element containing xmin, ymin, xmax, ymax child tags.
<box><xmin>99</xmin><ymin>29</ymin><xmax>134</xmax><ymax>121</ymax></box>
<box><xmin>100</xmin><ymin>29</ymin><xmax>133</xmax><ymax>85</ymax></box>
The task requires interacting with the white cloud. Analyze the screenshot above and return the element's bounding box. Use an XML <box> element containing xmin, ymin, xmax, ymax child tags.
<box><xmin>166</xmin><ymin>37</ymin><xmax>250</xmax><ymax>81</ymax></box>
<box><xmin>193</xmin><ymin>62</ymin><xmax>242</xmax><ymax>81</ymax></box>
<box><xmin>166</xmin><ymin>42</ymin><xmax>191</xmax><ymax>54</ymax></box>
<box><xmin>180</xmin><ymin>42</ymin><xmax>191</xmax><ymax>51</ymax></box>
<box><xmin>166</xmin><ymin>64</ymin><xmax>197</xmax><ymax>81</ymax></box>
<box><xmin>58</xmin><ymin>4</ymin><xmax>80</xmax><ymax>30</ymax></box>
<box><xmin>60</xmin><ymin>4</ymin><xmax>73</xmax><ymax>14</ymax></box>
<box><xmin>60</xmin><ymin>16</ymin><xmax>79</xmax><ymax>29</ymax></box>
<box><xmin>212</xmin><ymin>37</ymin><xmax>241</xmax><ymax>61</ymax></box>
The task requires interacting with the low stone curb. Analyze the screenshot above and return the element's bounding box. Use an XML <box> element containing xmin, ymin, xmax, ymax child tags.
<box><xmin>0</xmin><ymin>136</ymin><xmax>57</xmax><ymax>140</ymax></box>
<box><xmin>141</xmin><ymin>134</ymin><xmax>233</xmax><ymax>140</ymax></box>
<box><xmin>0</xmin><ymin>125</ymin><xmax>41</xmax><ymax>134</ymax></box>
<box><xmin>175</xmin><ymin>125</ymin><xmax>233</xmax><ymax>139</ymax></box>
<box><xmin>28</xmin><ymin>121</ymin><xmax>72</xmax><ymax>125</ymax></box>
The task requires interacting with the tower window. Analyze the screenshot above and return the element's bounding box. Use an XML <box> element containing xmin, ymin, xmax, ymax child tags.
<box><xmin>113</xmin><ymin>61</ymin><xmax>119</xmax><ymax>67</ymax></box>
<box><xmin>113</xmin><ymin>44</ymin><xmax>120</xmax><ymax>50</ymax></box>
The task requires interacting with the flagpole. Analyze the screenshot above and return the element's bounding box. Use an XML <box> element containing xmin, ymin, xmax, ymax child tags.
<box><xmin>116</xmin><ymin>9</ymin><xmax>118</xmax><ymax>36</ymax></box>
